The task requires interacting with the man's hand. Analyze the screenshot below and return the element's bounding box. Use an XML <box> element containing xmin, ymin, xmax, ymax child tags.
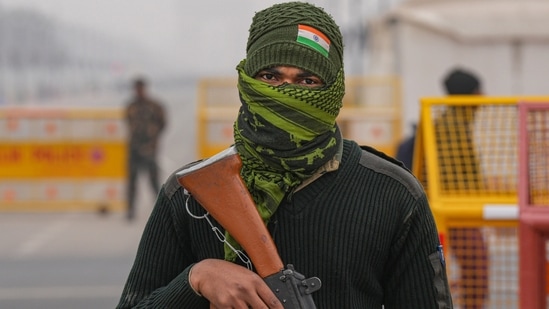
<box><xmin>190</xmin><ymin>259</ymin><xmax>284</xmax><ymax>309</ymax></box>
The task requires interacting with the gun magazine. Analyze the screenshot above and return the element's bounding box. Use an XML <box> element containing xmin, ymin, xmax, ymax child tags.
<box><xmin>263</xmin><ymin>264</ymin><xmax>321</xmax><ymax>309</ymax></box>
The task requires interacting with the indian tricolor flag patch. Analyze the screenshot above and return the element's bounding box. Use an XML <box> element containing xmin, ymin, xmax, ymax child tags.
<box><xmin>296</xmin><ymin>25</ymin><xmax>330</xmax><ymax>58</ymax></box>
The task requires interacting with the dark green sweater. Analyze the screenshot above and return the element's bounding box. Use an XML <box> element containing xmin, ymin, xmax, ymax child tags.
<box><xmin>116</xmin><ymin>140</ymin><xmax>453</xmax><ymax>308</ymax></box>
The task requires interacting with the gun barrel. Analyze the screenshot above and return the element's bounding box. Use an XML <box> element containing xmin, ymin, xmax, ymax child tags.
<box><xmin>176</xmin><ymin>146</ymin><xmax>284</xmax><ymax>278</ymax></box>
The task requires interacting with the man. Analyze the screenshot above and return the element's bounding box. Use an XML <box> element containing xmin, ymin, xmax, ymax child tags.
<box><xmin>395</xmin><ymin>123</ymin><xmax>417</xmax><ymax>170</ymax></box>
<box><xmin>435</xmin><ymin>68</ymin><xmax>488</xmax><ymax>309</ymax></box>
<box><xmin>124</xmin><ymin>77</ymin><xmax>166</xmax><ymax>221</ymax></box>
<box><xmin>116</xmin><ymin>2</ymin><xmax>452</xmax><ymax>308</ymax></box>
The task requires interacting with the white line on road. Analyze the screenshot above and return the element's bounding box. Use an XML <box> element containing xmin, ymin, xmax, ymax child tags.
<box><xmin>14</xmin><ymin>216</ymin><xmax>73</xmax><ymax>258</ymax></box>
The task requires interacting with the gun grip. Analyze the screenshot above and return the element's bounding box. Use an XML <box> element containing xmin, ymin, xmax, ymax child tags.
<box><xmin>263</xmin><ymin>264</ymin><xmax>321</xmax><ymax>309</ymax></box>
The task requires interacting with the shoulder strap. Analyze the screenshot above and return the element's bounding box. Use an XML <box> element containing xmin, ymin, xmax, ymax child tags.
<box><xmin>359</xmin><ymin>145</ymin><xmax>409</xmax><ymax>171</ymax></box>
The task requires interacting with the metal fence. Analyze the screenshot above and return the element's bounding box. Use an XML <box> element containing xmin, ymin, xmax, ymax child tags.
<box><xmin>414</xmin><ymin>96</ymin><xmax>549</xmax><ymax>308</ymax></box>
<box><xmin>0</xmin><ymin>106</ymin><xmax>127</xmax><ymax>212</ymax></box>
<box><xmin>518</xmin><ymin>101</ymin><xmax>549</xmax><ymax>309</ymax></box>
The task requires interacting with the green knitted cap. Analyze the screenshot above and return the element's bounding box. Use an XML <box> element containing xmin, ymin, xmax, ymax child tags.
<box><xmin>244</xmin><ymin>2</ymin><xmax>344</xmax><ymax>84</ymax></box>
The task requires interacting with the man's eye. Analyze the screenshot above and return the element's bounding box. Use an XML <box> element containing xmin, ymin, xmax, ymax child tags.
<box><xmin>261</xmin><ymin>73</ymin><xmax>275</xmax><ymax>80</ymax></box>
<box><xmin>302</xmin><ymin>78</ymin><xmax>321</xmax><ymax>85</ymax></box>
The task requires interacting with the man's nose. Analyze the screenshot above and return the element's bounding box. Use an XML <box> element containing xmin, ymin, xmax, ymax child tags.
<box><xmin>279</xmin><ymin>78</ymin><xmax>294</xmax><ymax>85</ymax></box>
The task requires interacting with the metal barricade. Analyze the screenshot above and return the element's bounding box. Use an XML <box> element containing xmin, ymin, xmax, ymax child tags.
<box><xmin>0</xmin><ymin>106</ymin><xmax>127</xmax><ymax>212</ymax></box>
<box><xmin>414</xmin><ymin>96</ymin><xmax>549</xmax><ymax>308</ymax></box>
<box><xmin>518</xmin><ymin>101</ymin><xmax>549</xmax><ymax>309</ymax></box>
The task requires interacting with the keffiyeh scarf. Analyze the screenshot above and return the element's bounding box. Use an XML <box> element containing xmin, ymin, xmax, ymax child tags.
<box><xmin>224</xmin><ymin>60</ymin><xmax>345</xmax><ymax>261</ymax></box>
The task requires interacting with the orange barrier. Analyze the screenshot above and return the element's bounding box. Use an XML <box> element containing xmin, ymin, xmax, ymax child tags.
<box><xmin>0</xmin><ymin>106</ymin><xmax>127</xmax><ymax>212</ymax></box>
<box><xmin>414</xmin><ymin>96</ymin><xmax>549</xmax><ymax>308</ymax></box>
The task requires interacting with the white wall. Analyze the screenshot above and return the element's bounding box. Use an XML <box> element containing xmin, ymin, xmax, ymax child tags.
<box><xmin>392</xmin><ymin>21</ymin><xmax>549</xmax><ymax>136</ymax></box>
<box><xmin>520</xmin><ymin>43</ymin><xmax>549</xmax><ymax>95</ymax></box>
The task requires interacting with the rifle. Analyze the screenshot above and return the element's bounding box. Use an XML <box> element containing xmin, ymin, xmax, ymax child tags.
<box><xmin>176</xmin><ymin>146</ymin><xmax>321</xmax><ymax>308</ymax></box>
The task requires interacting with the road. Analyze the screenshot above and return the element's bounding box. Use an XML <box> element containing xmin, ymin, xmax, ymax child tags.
<box><xmin>0</xmin><ymin>211</ymin><xmax>147</xmax><ymax>309</ymax></box>
<box><xmin>0</xmin><ymin>80</ymin><xmax>200</xmax><ymax>309</ymax></box>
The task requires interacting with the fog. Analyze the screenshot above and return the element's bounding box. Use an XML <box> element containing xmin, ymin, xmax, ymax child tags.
<box><xmin>0</xmin><ymin>0</ymin><xmax>401</xmax><ymax>105</ymax></box>
<box><xmin>1</xmin><ymin>0</ymin><xmax>257</xmax><ymax>77</ymax></box>
<box><xmin>0</xmin><ymin>0</ymin><xmax>395</xmax><ymax>78</ymax></box>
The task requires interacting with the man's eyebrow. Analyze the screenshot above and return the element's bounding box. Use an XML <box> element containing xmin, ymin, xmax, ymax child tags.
<box><xmin>296</xmin><ymin>71</ymin><xmax>316</xmax><ymax>78</ymax></box>
<box><xmin>259</xmin><ymin>67</ymin><xmax>281</xmax><ymax>75</ymax></box>
<box><xmin>257</xmin><ymin>67</ymin><xmax>318</xmax><ymax>79</ymax></box>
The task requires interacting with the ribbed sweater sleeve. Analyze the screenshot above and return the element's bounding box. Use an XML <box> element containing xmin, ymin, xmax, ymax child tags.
<box><xmin>358</xmin><ymin>146</ymin><xmax>451</xmax><ymax>308</ymax></box>
<box><xmin>116</xmin><ymin>187</ymin><xmax>210</xmax><ymax>308</ymax></box>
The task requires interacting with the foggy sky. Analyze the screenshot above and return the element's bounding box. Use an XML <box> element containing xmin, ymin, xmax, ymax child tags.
<box><xmin>1</xmin><ymin>0</ymin><xmax>350</xmax><ymax>77</ymax></box>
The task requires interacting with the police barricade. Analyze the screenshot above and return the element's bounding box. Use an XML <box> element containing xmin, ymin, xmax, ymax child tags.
<box><xmin>414</xmin><ymin>96</ymin><xmax>549</xmax><ymax>308</ymax></box>
<box><xmin>518</xmin><ymin>101</ymin><xmax>549</xmax><ymax>309</ymax></box>
<box><xmin>195</xmin><ymin>76</ymin><xmax>402</xmax><ymax>159</ymax></box>
<box><xmin>0</xmin><ymin>106</ymin><xmax>127</xmax><ymax>212</ymax></box>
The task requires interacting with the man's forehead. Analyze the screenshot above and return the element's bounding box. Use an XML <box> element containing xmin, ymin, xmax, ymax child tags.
<box><xmin>260</xmin><ymin>65</ymin><xmax>316</xmax><ymax>76</ymax></box>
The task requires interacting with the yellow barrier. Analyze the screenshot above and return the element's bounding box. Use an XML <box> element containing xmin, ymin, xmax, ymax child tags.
<box><xmin>0</xmin><ymin>106</ymin><xmax>127</xmax><ymax>212</ymax></box>
<box><xmin>414</xmin><ymin>96</ymin><xmax>549</xmax><ymax>308</ymax></box>
<box><xmin>195</xmin><ymin>76</ymin><xmax>402</xmax><ymax>159</ymax></box>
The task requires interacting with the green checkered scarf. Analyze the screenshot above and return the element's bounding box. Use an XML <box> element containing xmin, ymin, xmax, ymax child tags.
<box><xmin>224</xmin><ymin>60</ymin><xmax>344</xmax><ymax>261</ymax></box>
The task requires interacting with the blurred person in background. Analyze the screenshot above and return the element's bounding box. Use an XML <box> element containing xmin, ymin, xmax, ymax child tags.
<box><xmin>435</xmin><ymin>68</ymin><xmax>488</xmax><ymax>309</ymax></box>
<box><xmin>395</xmin><ymin>123</ymin><xmax>417</xmax><ymax>170</ymax></box>
<box><xmin>116</xmin><ymin>2</ymin><xmax>453</xmax><ymax>308</ymax></box>
<box><xmin>124</xmin><ymin>76</ymin><xmax>166</xmax><ymax>221</ymax></box>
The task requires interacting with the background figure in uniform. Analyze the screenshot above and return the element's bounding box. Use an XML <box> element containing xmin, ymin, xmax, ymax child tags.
<box><xmin>124</xmin><ymin>77</ymin><xmax>166</xmax><ymax>221</ymax></box>
<box><xmin>435</xmin><ymin>68</ymin><xmax>488</xmax><ymax>308</ymax></box>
